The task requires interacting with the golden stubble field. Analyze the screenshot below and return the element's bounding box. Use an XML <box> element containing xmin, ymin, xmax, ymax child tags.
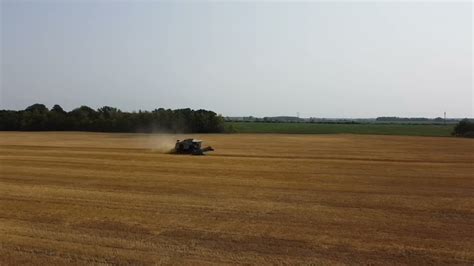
<box><xmin>0</xmin><ymin>132</ymin><xmax>473</xmax><ymax>264</ymax></box>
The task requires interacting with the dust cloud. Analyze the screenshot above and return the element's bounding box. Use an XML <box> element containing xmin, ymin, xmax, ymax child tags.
<box><xmin>146</xmin><ymin>134</ymin><xmax>177</xmax><ymax>153</ymax></box>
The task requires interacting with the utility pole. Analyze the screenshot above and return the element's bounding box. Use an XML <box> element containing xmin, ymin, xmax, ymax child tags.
<box><xmin>444</xmin><ymin>111</ymin><xmax>446</xmax><ymax>125</ymax></box>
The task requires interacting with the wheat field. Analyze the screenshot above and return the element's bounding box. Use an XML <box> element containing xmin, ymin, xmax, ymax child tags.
<box><xmin>0</xmin><ymin>132</ymin><xmax>473</xmax><ymax>264</ymax></box>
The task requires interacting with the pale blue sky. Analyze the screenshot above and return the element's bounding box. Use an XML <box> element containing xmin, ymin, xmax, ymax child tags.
<box><xmin>1</xmin><ymin>1</ymin><xmax>472</xmax><ymax>118</ymax></box>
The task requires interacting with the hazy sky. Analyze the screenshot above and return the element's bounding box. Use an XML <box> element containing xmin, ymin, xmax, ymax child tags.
<box><xmin>1</xmin><ymin>1</ymin><xmax>472</xmax><ymax>118</ymax></box>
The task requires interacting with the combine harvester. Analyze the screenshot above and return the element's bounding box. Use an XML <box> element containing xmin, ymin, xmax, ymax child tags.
<box><xmin>173</xmin><ymin>139</ymin><xmax>214</xmax><ymax>155</ymax></box>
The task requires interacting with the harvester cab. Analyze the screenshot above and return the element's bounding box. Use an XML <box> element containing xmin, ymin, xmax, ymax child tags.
<box><xmin>174</xmin><ymin>139</ymin><xmax>214</xmax><ymax>155</ymax></box>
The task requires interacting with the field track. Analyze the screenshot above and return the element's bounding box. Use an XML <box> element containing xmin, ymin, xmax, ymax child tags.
<box><xmin>0</xmin><ymin>132</ymin><xmax>473</xmax><ymax>264</ymax></box>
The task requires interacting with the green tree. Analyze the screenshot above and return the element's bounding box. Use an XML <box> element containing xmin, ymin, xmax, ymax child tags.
<box><xmin>47</xmin><ymin>104</ymin><xmax>67</xmax><ymax>130</ymax></box>
<box><xmin>21</xmin><ymin>104</ymin><xmax>49</xmax><ymax>130</ymax></box>
<box><xmin>453</xmin><ymin>119</ymin><xmax>474</xmax><ymax>137</ymax></box>
<box><xmin>69</xmin><ymin>106</ymin><xmax>97</xmax><ymax>131</ymax></box>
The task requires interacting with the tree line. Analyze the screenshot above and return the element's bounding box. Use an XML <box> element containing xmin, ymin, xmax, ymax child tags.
<box><xmin>376</xmin><ymin>116</ymin><xmax>435</xmax><ymax>122</ymax></box>
<box><xmin>375</xmin><ymin>116</ymin><xmax>458</xmax><ymax>123</ymax></box>
<box><xmin>0</xmin><ymin>104</ymin><xmax>226</xmax><ymax>133</ymax></box>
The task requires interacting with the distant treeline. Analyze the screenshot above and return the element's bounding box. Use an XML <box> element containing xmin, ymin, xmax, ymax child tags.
<box><xmin>376</xmin><ymin>116</ymin><xmax>450</xmax><ymax>122</ymax></box>
<box><xmin>228</xmin><ymin>119</ymin><xmax>360</xmax><ymax>124</ymax></box>
<box><xmin>227</xmin><ymin>116</ymin><xmax>459</xmax><ymax>124</ymax></box>
<box><xmin>0</xmin><ymin>104</ymin><xmax>225</xmax><ymax>133</ymax></box>
<box><xmin>226</xmin><ymin>116</ymin><xmax>361</xmax><ymax>124</ymax></box>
